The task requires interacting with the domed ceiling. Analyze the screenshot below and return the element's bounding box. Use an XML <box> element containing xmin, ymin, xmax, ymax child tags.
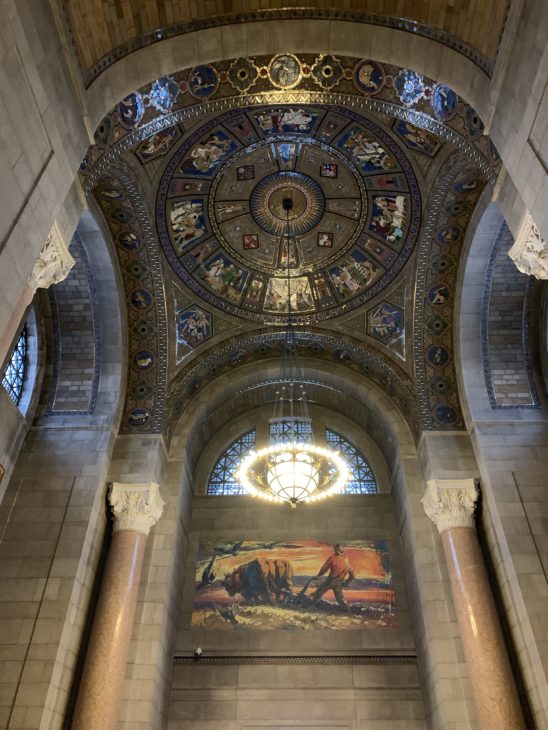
<box><xmin>81</xmin><ymin>53</ymin><xmax>499</xmax><ymax>438</ymax></box>
<box><xmin>156</xmin><ymin>105</ymin><xmax>420</xmax><ymax>323</ymax></box>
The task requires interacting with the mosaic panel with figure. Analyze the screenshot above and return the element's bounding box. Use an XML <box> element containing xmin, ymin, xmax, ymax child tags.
<box><xmin>155</xmin><ymin>104</ymin><xmax>421</xmax><ymax>323</ymax></box>
<box><xmin>192</xmin><ymin>540</ymin><xmax>395</xmax><ymax>630</ymax></box>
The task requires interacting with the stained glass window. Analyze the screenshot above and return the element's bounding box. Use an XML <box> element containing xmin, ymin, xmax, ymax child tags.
<box><xmin>325</xmin><ymin>428</ymin><xmax>378</xmax><ymax>494</ymax></box>
<box><xmin>207</xmin><ymin>430</ymin><xmax>256</xmax><ymax>495</ymax></box>
<box><xmin>269</xmin><ymin>418</ymin><xmax>313</xmax><ymax>444</ymax></box>
<box><xmin>2</xmin><ymin>327</ymin><xmax>27</xmax><ymax>405</ymax></box>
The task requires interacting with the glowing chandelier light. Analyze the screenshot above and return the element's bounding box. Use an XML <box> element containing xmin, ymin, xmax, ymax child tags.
<box><xmin>236</xmin><ymin>197</ymin><xmax>349</xmax><ymax>507</ymax></box>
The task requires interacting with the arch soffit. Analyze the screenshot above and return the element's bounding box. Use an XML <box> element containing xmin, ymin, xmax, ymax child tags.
<box><xmin>165</xmin><ymin>327</ymin><xmax>417</xmax><ymax>442</ymax></box>
<box><xmin>455</xmin><ymin>200</ymin><xmax>543</xmax><ymax>426</ymax></box>
<box><xmin>168</xmin><ymin>354</ymin><xmax>416</xmax><ymax>469</ymax></box>
<box><xmin>84</xmin><ymin>19</ymin><xmax>494</xmax><ymax>131</ymax></box>
<box><xmin>36</xmin><ymin>210</ymin><xmax>126</xmax><ymax>427</ymax></box>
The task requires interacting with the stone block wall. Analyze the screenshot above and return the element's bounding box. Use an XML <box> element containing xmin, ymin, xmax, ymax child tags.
<box><xmin>0</xmin><ymin>421</ymin><xmax>116</xmax><ymax>729</ymax></box>
<box><xmin>169</xmin><ymin>660</ymin><xmax>425</xmax><ymax>730</ymax></box>
<box><xmin>46</xmin><ymin>234</ymin><xmax>100</xmax><ymax>415</ymax></box>
<box><xmin>482</xmin><ymin>222</ymin><xmax>538</xmax><ymax>408</ymax></box>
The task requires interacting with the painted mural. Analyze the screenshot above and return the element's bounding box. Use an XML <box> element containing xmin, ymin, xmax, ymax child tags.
<box><xmin>191</xmin><ymin>540</ymin><xmax>395</xmax><ymax>630</ymax></box>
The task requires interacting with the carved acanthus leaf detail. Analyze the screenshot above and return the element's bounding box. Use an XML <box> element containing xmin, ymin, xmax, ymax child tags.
<box><xmin>422</xmin><ymin>478</ymin><xmax>479</xmax><ymax>533</ymax></box>
<box><xmin>508</xmin><ymin>211</ymin><xmax>548</xmax><ymax>279</ymax></box>
<box><xmin>28</xmin><ymin>223</ymin><xmax>75</xmax><ymax>294</ymax></box>
<box><xmin>109</xmin><ymin>482</ymin><xmax>164</xmax><ymax>535</ymax></box>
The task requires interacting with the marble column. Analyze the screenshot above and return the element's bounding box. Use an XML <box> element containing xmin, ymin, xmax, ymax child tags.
<box><xmin>72</xmin><ymin>482</ymin><xmax>164</xmax><ymax>730</ymax></box>
<box><xmin>422</xmin><ymin>479</ymin><xmax>524</xmax><ymax>730</ymax></box>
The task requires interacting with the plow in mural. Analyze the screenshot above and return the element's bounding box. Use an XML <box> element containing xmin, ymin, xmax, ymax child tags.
<box><xmin>191</xmin><ymin>540</ymin><xmax>396</xmax><ymax>630</ymax></box>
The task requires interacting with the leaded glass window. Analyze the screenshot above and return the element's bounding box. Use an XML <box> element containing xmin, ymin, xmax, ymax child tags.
<box><xmin>325</xmin><ymin>428</ymin><xmax>378</xmax><ymax>494</ymax></box>
<box><xmin>269</xmin><ymin>418</ymin><xmax>313</xmax><ymax>444</ymax></box>
<box><xmin>207</xmin><ymin>430</ymin><xmax>256</xmax><ymax>495</ymax></box>
<box><xmin>2</xmin><ymin>327</ymin><xmax>27</xmax><ymax>405</ymax></box>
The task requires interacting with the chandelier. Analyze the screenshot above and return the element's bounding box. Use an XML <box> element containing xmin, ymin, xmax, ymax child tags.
<box><xmin>237</xmin><ymin>197</ymin><xmax>349</xmax><ymax>507</ymax></box>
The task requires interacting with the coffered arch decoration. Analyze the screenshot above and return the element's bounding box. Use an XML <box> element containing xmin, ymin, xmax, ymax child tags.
<box><xmin>413</xmin><ymin>154</ymin><xmax>489</xmax><ymax>430</ymax></box>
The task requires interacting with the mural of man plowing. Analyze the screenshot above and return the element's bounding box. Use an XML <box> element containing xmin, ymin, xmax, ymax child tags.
<box><xmin>191</xmin><ymin>540</ymin><xmax>396</xmax><ymax>629</ymax></box>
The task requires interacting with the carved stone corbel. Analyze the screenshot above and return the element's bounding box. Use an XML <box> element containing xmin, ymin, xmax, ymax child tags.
<box><xmin>28</xmin><ymin>222</ymin><xmax>75</xmax><ymax>294</ymax></box>
<box><xmin>508</xmin><ymin>211</ymin><xmax>548</xmax><ymax>279</ymax></box>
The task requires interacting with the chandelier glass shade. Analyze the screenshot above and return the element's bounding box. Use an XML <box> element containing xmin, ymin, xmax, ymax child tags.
<box><xmin>238</xmin><ymin>441</ymin><xmax>349</xmax><ymax>506</ymax></box>
<box><xmin>236</xmin><ymin>196</ymin><xmax>349</xmax><ymax>506</ymax></box>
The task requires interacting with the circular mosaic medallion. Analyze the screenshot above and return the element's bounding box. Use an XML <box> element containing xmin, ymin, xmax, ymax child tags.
<box><xmin>117</xmin><ymin>92</ymin><xmax>144</xmax><ymax>129</ymax></box>
<box><xmin>431</xmin><ymin>84</ymin><xmax>458</xmax><ymax>121</ymax></box>
<box><xmin>188</xmin><ymin>65</ymin><xmax>219</xmax><ymax>99</ymax></box>
<box><xmin>353</xmin><ymin>60</ymin><xmax>385</xmax><ymax>96</ymax></box>
<box><xmin>156</xmin><ymin>105</ymin><xmax>421</xmax><ymax>323</ymax></box>
<box><xmin>249</xmin><ymin>171</ymin><xmax>325</xmax><ymax>237</ymax></box>
<box><xmin>268</xmin><ymin>54</ymin><xmax>302</xmax><ymax>89</ymax></box>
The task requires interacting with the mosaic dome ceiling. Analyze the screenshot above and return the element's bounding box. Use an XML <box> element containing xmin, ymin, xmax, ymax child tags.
<box><xmin>83</xmin><ymin>52</ymin><xmax>498</xmax><ymax>436</ymax></box>
<box><xmin>157</xmin><ymin>105</ymin><xmax>420</xmax><ymax>323</ymax></box>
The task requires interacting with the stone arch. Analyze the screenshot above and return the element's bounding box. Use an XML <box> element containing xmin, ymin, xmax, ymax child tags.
<box><xmin>454</xmin><ymin>197</ymin><xmax>548</xmax><ymax>727</ymax></box>
<box><xmin>169</xmin><ymin>354</ymin><xmax>416</xmax><ymax>466</ymax></box>
<box><xmin>84</xmin><ymin>18</ymin><xmax>494</xmax><ymax>133</ymax></box>
<box><xmin>0</xmin><ymin>205</ymin><xmax>128</xmax><ymax>728</ymax></box>
<box><xmin>39</xmin><ymin>209</ymin><xmax>126</xmax><ymax>423</ymax></box>
<box><xmin>142</xmin><ymin>353</ymin><xmax>473</xmax><ymax>728</ymax></box>
<box><xmin>166</xmin><ymin>328</ymin><xmax>418</xmax><ymax>444</ymax></box>
<box><xmin>456</xmin><ymin>199</ymin><xmax>543</xmax><ymax>425</ymax></box>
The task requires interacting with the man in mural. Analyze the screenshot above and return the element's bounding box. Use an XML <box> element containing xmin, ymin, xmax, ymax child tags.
<box><xmin>310</xmin><ymin>543</ymin><xmax>355</xmax><ymax>611</ymax></box>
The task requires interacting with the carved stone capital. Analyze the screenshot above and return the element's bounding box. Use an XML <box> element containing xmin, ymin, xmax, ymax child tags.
<box><xmin>28</xmin><ymin>223</ymin><xmax>75</xmax><ymax>294</ymax></box>
<box><xmin>109</xmin><ymin>482</ymin><xmax>164</xmax><ymax>536</ymax></box>
<box><xmin>508</xmin><ymin>211</ymin><xmax>548</xmax><ymax>279</ymax></box>
<box><xmin>422</xmin><ymin>478</ymin><xmax>479</xmax><ymax>533</ymax></box>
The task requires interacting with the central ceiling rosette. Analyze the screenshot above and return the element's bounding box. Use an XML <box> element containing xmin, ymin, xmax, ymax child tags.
<box><xmin>156</xmin><ymin>104</ymin><xmax>421</xmax><ymax>323</ymax></box>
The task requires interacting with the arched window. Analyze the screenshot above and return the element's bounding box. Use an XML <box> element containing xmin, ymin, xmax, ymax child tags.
<box><xmin>269</xmin><ymin>417</ymin><xmax>313</xmax><ymax>444</ymax></box>
<box><xmin>325</xmin><ymin>428</ymin><xmax>378</xmax><ymax>494</ymax></box>
<box><xmin>2</xmin><ymin>327</ymin><xmax>27</xmax><ymax>405</ymax></box>
<box><xmin>207</xmin><ymin>430</ymin><xmax>256</xmax><ymax>495</ymax></box>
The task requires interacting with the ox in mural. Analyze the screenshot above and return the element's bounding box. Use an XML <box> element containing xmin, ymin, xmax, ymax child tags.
<box><xmin>191</xmin><ymin>540</ymin><xmax>395</xmax><ymax>630</ymax></box>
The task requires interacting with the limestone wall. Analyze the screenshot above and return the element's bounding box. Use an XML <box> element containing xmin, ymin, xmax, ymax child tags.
<box><xmin>168</xmin><ymin>494</ymin><xmax>425</xmax><ymax>730</ymax></box>
<box><xmin>0</xmin><ymin>1</ymin><xmax>87</xmax><ymax>361</ymax></box>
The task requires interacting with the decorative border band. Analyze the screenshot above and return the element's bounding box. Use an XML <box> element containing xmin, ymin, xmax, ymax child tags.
<box><xmin>73</xmin><ymin>9</ymin><xmax>503</xmax><ymax>88</ymax></box>
<box><xmin>174</xmin><ymin>654</ymin><xmax>417</xmax><ymax>666</ymax></box>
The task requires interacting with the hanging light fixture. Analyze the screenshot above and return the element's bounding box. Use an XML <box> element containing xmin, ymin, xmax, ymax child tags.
<box><xmin>237</xmin><ymin>197</ymin><xmax>349</xmax><ymax>507</ymax></box>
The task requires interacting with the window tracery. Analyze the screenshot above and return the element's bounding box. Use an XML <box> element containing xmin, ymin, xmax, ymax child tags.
<box><xmin>206</xmin><ymin>425</ymin><xmax>378</xmax><ymax>495</ymax></box>
<box><xmin>325</xmin><ymin>428</ymin><xmax>378</xmax><ymax>494</ymax></box>
<box><xmin>2</xmin><ymin>328</ymin><xmax>27</xmax><ymax>405</ymax></box>
<box><xmin>207</xmin><ymin>430</ymin><xmax>256</xmax><ymax>495</ymax></box>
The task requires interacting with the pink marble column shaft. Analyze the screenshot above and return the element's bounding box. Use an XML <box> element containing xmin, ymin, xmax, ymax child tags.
<box><xmin>423</xmin><ymin>479</ymin><xmax>524</xmax><ymax>730</ymax></box>
<box><xmin>442</xmin><ymin>526</ymin><xmax>524</xmax><ymax>729</ymax></box>
<box><xmin>72</xmin><ymin>482</ymin><xmax>164</xmax><ymax>730</ymax></box>
<box><xmin>72</xmin><ymin>530</ymin><xmax>146</xmax><ymax>730</ymax></box>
